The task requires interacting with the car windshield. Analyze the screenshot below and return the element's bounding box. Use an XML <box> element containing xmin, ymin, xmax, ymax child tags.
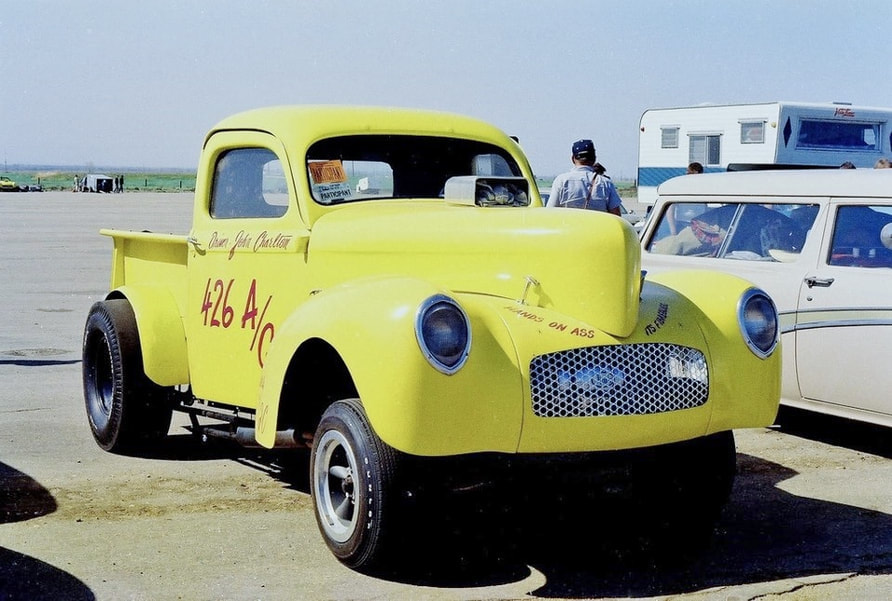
<box><xmin>306</xmin><ymin>135</ymin><xmax>522</xmax><ymax>205</ymax></box>
<box><xmin>646</xmin><ymin>201</ymin><xmax>820</xmax><ymax>261</ymax></box>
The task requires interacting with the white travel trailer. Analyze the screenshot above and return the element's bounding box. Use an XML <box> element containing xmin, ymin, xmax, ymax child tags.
<box><xmin>637</xmin><ymin>101</ymin><xmax>892</xmax><ymax>206</ymax></box>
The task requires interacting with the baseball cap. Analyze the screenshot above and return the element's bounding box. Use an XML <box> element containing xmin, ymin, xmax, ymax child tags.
<box><xmin>572</xmin><ymin>139</ymin><xmax>595</xmax><ymax>159</ymax></box>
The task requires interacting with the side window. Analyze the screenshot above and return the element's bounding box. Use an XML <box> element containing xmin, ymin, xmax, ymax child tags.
<box><xmin>829</xmin><ymin>205</ymin><xmax>892</xmax><ymax>267</ymax></box>
<box><xmin>740</xmin><ymin>121</ymin><xmax>764</xmax><ymax>144</ymax></box>
<box><xmin>211</xmin><ymin>148</ymin><xmax>289</xmax><ymax>219</ymax></box>
<box><xmin>689</xmin><ymin>134</ymin><xmax>721</xmax><ymax>165</ymax></box>
<box><xmin>797</xmin><ymin>120</ymin><xmax>880</xmax><ymax>151</ymax></box>
<box><xmin>661</xmin><ymin>127</ymin><xmax>679</xmax><ymax>149</ymax></box>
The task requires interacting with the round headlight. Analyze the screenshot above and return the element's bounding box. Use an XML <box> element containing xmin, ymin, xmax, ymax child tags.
<box><xmin>415</xmin><ymin>295</ymin><xmax>471</xmax><ymax>374</ymax></box>
<box><xmin>738</xmin><ymin>288</ymin><xmax>779</xmax><ymax>358</ymax></box>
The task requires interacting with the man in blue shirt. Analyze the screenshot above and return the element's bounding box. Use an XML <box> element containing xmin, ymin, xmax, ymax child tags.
<box><xmin>546</xmin><ymin>139</ymin><xmax>622</xmax><ymax>215</ymax></box>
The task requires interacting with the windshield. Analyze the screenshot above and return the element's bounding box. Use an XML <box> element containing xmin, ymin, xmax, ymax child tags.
<box><xmin>646</xmin><ymin>201</ymin><xmax>820</xmax><ymax>261</ymax></box>
<box><xmin>306</xmin><ymin>135</ymin><xmax>522</xmax><ymax>205</ymax></box>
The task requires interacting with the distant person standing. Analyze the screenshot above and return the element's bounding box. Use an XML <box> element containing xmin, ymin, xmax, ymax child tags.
<box><xmin>874</xmin><ymin>158</ymin><xmax>891</xmax><ymax>169</ymax></box>
<box><xmin>546</xmin><ymin>139</ymin><xmax>621</xmax><ymax>215</ymax></box>
<box><xmin>687</xmin><ymin>161</ymin><xmax>703</xmax><ymax>174</ymax></box>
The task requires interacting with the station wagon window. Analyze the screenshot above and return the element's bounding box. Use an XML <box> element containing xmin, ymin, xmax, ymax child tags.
<box><xmin>796</xmin><ymin>119</ymin><xmax>881</xmax><ymax>152</ymax></box>
<box><xmin>828</xmin><ymin>205</ymin><xmax>892</xmax><ymax>268</ymax></box>
<box><xmin>210</xmin><ymin>148</ymin><xmax>289</xmax><ymax>219</ymax></box>
<box><xmin>306</xmin><ymin>135</ymin><xmax>522</xmax><ymax>205</ymax></box>
<box><xmin>661</xmin><ymin>127</ymin><xmax>679</xmax><ymax>148</ymax></box>
<box><xmin>646</xmin><ymin>201</ymin><xmax>819</xmax><ymax>261</ymax></box>
<box><xmin>689</xmin><ymin>134</ymin><xmax>721</xmax><ymax>165</ymax></box>
<box><xmin>740</xmin><ymin>121</ymin><xmax>765</xmax><ymax>144</ymax></box>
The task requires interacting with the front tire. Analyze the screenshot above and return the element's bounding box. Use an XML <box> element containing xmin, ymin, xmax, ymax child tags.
<box><xmin>635</xmin><ymin>430</ymin><xmax>737</xmax><ymax>550</ymax></box>
<box><xmin>82</xmin><ymin>299</ymin><xmax>172</xmax><ymax>453</ymax></box>
<box><xmin>310</xmin><ymin>399</ymin><xmax>399</xmax><ymax>571</ymax></box>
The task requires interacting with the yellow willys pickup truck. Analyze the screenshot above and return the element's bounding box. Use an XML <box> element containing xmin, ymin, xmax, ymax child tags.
<box><xmin>82</xmin><ymin>106</ymin><xmax>780</xmax><ymax>571</ymax></box>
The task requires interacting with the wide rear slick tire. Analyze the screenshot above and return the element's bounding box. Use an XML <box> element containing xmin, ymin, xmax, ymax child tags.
<box><xmin>310</xmin><ymin>399</ymin><xmax>399</xmax><ymax>572</ymax></box>
<box><xmin>82</xmin><ymin>299</ymin><xmax>173</xmax><ymax>454</ymax></box>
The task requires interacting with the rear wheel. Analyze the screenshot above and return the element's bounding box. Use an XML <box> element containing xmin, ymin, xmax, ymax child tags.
<box><xmin>310</xmin><ymin>399</ymin><xmax>399</xmax><ymax>571</ymax></box>
<box><xmin>82</xmin><ymin>299</ymin><xmax>172</xmax><ymax>453</ymax></box>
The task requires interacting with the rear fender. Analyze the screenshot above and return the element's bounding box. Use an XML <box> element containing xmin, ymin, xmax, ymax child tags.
<box><xmin>107</xmin><ymin>285</ymin><xmax>189</xmax><ymax>386</ymax></box>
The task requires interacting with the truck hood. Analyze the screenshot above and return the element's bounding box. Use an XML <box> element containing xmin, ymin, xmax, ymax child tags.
<box><xmin>308</xmin><ymin>202</ymin><xmax>641</xmax><ymax>338</ymax></box>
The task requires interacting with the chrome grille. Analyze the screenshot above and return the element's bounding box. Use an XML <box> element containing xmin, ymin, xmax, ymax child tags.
<box><xmin>530</xmin><ymin>343</ymin><xmax>708</xmax><ymax>418</ymax></box>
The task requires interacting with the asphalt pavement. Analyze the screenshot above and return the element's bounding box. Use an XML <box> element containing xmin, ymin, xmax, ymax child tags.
<box><xmin>0</xmin><ymin>192</ymin><xmax>890</xmax><ymax>600</ymax></box>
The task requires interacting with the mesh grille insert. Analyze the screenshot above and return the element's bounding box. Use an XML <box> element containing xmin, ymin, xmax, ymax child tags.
<box><xmin>530</xmin><ymin>343</ymin><xmax>708</xmax><ymax>418</ymax></box>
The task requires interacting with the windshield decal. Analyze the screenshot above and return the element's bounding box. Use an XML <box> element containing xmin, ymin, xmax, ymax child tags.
<box><xmin>308</xmin><ymin>160</ymin><xmax>353</xmax><ymax>204</ymax></box>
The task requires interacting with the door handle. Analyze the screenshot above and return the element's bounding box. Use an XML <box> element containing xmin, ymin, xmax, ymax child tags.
<box><xmin>804</xmin><ymin>276</ymin><xmax>834</xmax><ymax>288</ymax></box>
<box><xmin>186</xmin><ymin>235</ymin><xmax>202</xmax><ymax>250</ymax></box>
<box><xmin>186</xmin><ymin>235</ymin><xmax>206</xmax><ymax>255</ymax></box>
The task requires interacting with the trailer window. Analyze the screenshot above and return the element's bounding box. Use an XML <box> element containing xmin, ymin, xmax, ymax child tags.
<box><xmin>740</xmin><ymin>121</ymin><xmax>765</xmax><ymax>144</ymax></box>
<box><xmin>689</xmin><ymin>135</ymin><xmax>721</xmax><ymax>165</ymax></box>
<box><xmin>661</xmin><ymin>127</ymin><xmax>679</xmax><ymax>148</ymax></box>
<box><xmin>797</xmin><ymin>119</ymin><xmax>880</xmax><ymax>151</ymax></box>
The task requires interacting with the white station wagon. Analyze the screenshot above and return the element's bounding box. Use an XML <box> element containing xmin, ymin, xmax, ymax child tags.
<box><xmin>640</xmin><ymin>169</ymin><xmax>892</xmax><ymax>428</ymax></box>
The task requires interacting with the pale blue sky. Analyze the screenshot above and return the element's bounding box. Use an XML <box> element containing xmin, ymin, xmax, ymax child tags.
<box><xmin>2</xmin><ymin>1</ymin><xmax>891</xmax><ymax>179</ymax></box>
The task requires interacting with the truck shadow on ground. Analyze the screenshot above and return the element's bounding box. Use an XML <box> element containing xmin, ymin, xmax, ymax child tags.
<box><xmin>342</xmin><ymin>449</ymin><xmax>891</xmax><ymax>598</ymax></box>
<box><xmin>23</xmin><ymin>420</ymin><xmax>884</xmax><ymax>600</ymax></box>
<box><xmin>0</xmin><ymin>463</ymin><xmax>95</xmax><ymax>601</ymax></box>
<box><xmin>504</xmin><ymin>415</ymin><xmax>892</xmax><ymax>598</ymax></box>
<box><xmin>225</xmin><ymin>417</ymin><xmax>889</xmax><ymax>598</ymax></box>
<box><xmin>152</xmin><ymin>415</ymin><xmax>888</xmax><ymax>598</ymax></box>
<box><xmin>517</xmin><ymin>451</ymin><xmax>890</xmax><ymax>598</ymax></box>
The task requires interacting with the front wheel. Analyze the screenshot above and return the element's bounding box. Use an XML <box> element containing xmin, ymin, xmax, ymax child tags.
<box><xmin>82</xmin><ymin>299</ymin><xmax>173</xmax><ymax>453</ymax></box>
<box><xmin>310</xmin><ymin>399</ymin><xmax>400</xmax><ymax>571</ymax></box>
<box><xmin>635</xmin><ymin>430</ymin><xmax>737</xmax><ymax>550</ymax></box>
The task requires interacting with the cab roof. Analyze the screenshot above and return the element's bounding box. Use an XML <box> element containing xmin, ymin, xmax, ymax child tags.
<box><xmin>657</xmin><ymin>168</ymin><xmax>892</xmax><ymax>200</ymax></box>
<box><xmin>206</xmin><ymin>105</ymin><xmax>516</xmax><ymax>150</ymax></box>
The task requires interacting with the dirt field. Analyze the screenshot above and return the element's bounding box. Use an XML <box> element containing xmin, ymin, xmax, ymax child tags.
<box><xmin>0</xmin><ymin>192</ymin><xmax>890</xmax><ymax>600</ymax></box>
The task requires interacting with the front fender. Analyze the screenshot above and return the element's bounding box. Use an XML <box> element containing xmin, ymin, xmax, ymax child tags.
<box><xmin>107</xmin><ymin>285</ymin><xmax>189</xmax><ymax>386</ymax></box>
<box><xmin>646</xmin><ymin>270</ymin><xmax>782</xmax><ymax>431</ymax></box>
<box><xmin>257</xmin><ymin>277</ymin><xmax>525</xmax><ymax>454</ymax></box>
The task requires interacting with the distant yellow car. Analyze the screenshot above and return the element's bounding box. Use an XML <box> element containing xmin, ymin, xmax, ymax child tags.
<box><xmin>82</xmin><ymin>106</ymin><xmax>781</xmax><ymax>571</ymax></box>
<box><xmin>0</xmin><ymin>176</ymin><xmax>17</xmax><ymax>191</ymax></box>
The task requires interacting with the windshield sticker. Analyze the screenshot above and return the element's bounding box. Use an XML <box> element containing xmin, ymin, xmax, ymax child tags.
<box><xmin>309</xmin><ymin>160</ymin><xmax>353</xmax><ymax>204</ymax></box>
<box><xmin>308</xmin><ymin>160</ymin><xmax>347</xmax><ymax>184</ymax></box>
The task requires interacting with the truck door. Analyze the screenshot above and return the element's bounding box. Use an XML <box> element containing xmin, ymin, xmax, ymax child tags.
<box><xmin>186</xmin><ymin>133</ymin><xmax>309</xmax><ymax>409</ymax></box>
<box><xmin>795</xmin><ymin>202</ymin><xmax>892</xmax><ymax>419</ymax></box>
